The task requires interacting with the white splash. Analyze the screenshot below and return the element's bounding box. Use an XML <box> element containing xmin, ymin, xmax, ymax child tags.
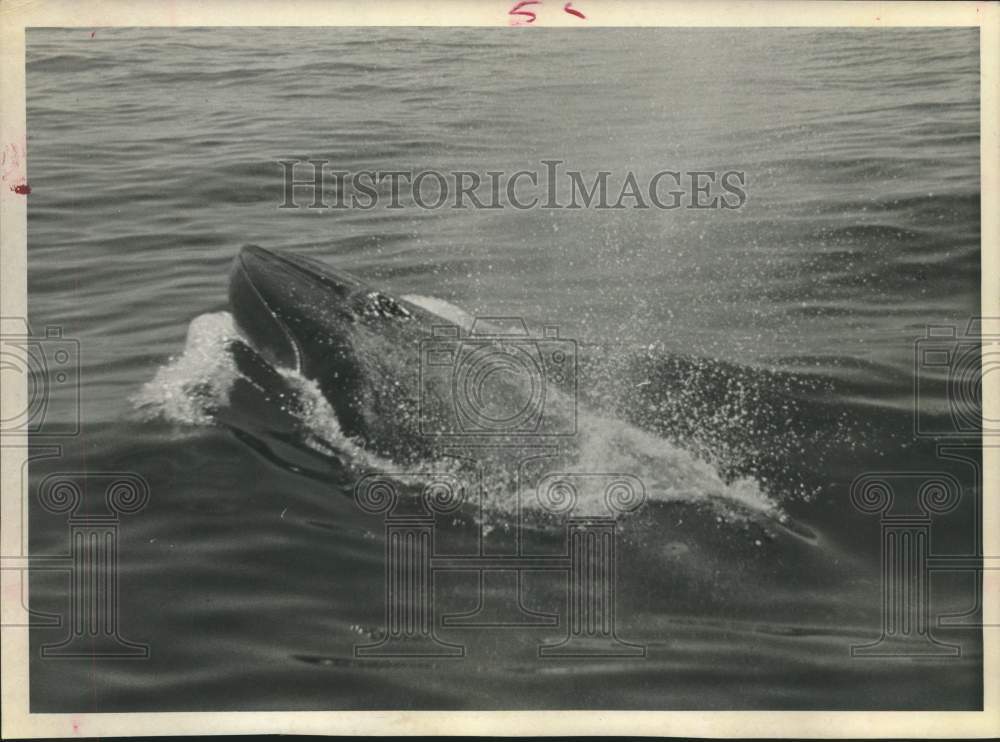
<box><xmin>132</xmin><ymin>312</ymin><xmax>243</xmax><ymax>425</ymax></box>
<box><xmin>569</xmin><ymin>411</ymin><xmax>778</xmax><ymax>516</ymax></box>
<box><xmin>402</xmin><ymin>294</ymin><xmax>474</xmax><ymax>330</ymax></box>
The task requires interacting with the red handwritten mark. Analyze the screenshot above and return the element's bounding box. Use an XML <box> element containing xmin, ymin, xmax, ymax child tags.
<box><xmin>90</xmin><ymin>31</ymin><xmax>96</xmax><ymax>38</ymax></box>
<box><xmin>509</xmin><ymin>0</ymin><xmax>540</xmax><ymax>24</ymax></box>
<box><xmin>71</xmin><ymin>718</ymin><xmax>81</xmax><ymax>735</ymax></box>
<box><xmin>564</xmin><ymin>2</ymin><xmax>586</xmax><ymax>19</ymax></box>
<box><xmin>12</xmin><ymin>183</ymin><xmax>31</xmax><ymax>195</ymax></box>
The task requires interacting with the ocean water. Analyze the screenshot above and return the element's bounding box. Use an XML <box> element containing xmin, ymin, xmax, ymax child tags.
<box><xmin>23</xmin><ymin>27</ymin><xmax>982</xmax><ymax>710</ymax></box>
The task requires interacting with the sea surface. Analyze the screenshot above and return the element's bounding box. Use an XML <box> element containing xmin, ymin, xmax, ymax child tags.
<box><xmin>24</xmin><ymin>27</ymin><xmax>982</xmax><ymax>710</ymax></box>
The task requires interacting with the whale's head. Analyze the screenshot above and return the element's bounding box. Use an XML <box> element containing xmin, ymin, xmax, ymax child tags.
<box><xmin>229</xmin><ymin>245</ymin><xmax>432</xmax><ymax>452</ymax></box>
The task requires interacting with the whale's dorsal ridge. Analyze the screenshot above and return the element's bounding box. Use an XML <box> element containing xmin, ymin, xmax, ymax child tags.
<box><xmin>356</xmin><ymin>290</ymin><xmax>413</xmax><ymax>321</ymax></box>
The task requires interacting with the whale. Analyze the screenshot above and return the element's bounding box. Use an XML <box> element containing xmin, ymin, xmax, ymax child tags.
<box><xmin>228</xmin><ymin>244</ymin><xmax>578</xmax><ymax>465</ymax></box>
<box><xmin>219</xmin><ymin>244</ymin><xmax>815</xmax><ymax>539</ymax></box>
